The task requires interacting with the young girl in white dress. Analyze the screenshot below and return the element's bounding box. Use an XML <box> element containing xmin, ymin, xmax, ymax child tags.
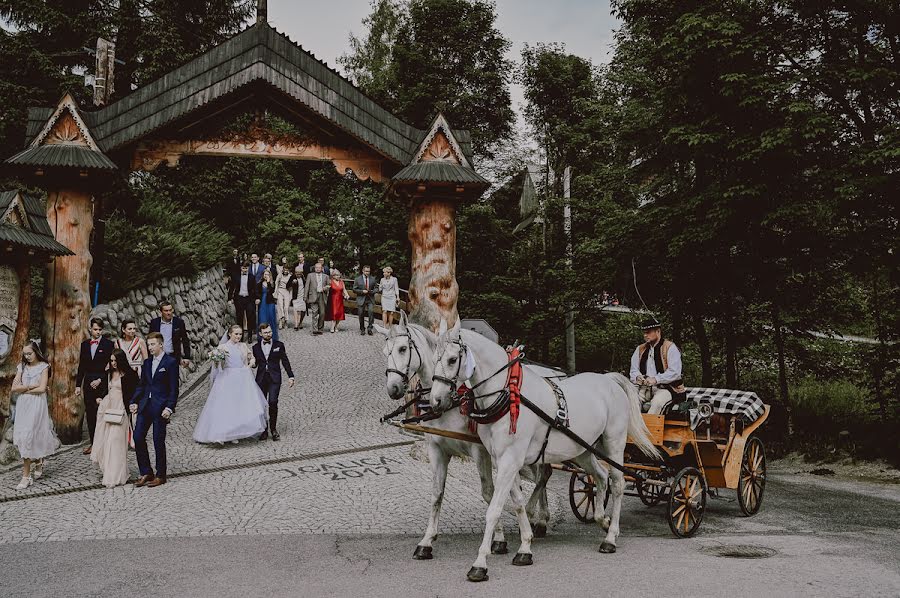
<box><xmin>193</xmin><ymin>325</ymin><xmax>268</xmax><ymax>444</ymax></box>
<box><xmin>10</xmin><ymin>342</ymin><xmax>60</xmax><ymax>489</ymax></box>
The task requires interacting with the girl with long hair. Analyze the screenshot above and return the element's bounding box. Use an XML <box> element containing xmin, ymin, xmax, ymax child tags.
<box><xmin>91</xmin><ymin>349</ymin><xmax>137</xmax><ymax>487</ymax></box>
<box><xmin>10</xmin><ymin>342</ymin><xmax>59</xmax><ymax>489</ymax></box>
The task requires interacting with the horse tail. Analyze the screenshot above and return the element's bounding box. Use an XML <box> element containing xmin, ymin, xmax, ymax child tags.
<box><xmin>606</xmin><ymin>372</ymin><xmax>661</xmax><ymax>460</ymax></box>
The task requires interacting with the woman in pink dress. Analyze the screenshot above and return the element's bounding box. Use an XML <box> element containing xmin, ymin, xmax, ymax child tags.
<box><xmin>327</xmin><ymin>270</ymin><xmax>350</xmax><ymax>333</ymax></box>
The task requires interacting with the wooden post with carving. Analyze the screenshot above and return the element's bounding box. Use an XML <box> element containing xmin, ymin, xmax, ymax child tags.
<box><xmin>43</xmin><ymin>188</ymin><xmax>94</xmax><ymax>444</ymax></box>
<box><xmin>407</xmin><ymin>196</ymin><xmax>459</xmax><ymax>331</ymax></box>
<box><xmin>0</xmin><ymin>262</ymin><xmax>30</xmax><ymax>418</ymax></box>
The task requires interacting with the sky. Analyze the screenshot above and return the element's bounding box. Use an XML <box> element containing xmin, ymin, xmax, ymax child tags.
<box><xmin>266</xmin><ymin>0</ymin><xmax>621</xmax><ymax>121</ymax></box>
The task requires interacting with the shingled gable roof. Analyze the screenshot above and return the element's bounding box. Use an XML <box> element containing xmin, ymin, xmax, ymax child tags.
<box><xmin>49</xmin><ymin>22</ymin><xmax>474</xmax><ymax>166</ymax></box>
<box><xmin>0</xmin><ymin>190</ymin><xmax>74</xmax><ymax>255</ymax></box>
<box><xmin>391</xmin><ymin>114</ymin><xmax>489</xmax><ymax>190</ymax></box>
<box><xmin>6</xmin><ymin>93</ymin><xmax>117</xmax><ymax>171</ymax></box>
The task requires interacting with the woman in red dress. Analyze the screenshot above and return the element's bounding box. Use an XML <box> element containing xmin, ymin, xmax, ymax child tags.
<box><xmin>328</xmin><ymin>270</ymin><xmax>350</xmax><ymax>333</ymax></box>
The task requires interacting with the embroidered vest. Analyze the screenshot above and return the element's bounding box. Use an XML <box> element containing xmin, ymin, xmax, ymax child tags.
<box><xmin>638</xmin><ymin>338</ymin><xmax>685</xmax><ymax>393</ymax></box>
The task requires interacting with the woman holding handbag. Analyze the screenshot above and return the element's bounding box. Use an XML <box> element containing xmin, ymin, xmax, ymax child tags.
<box><xmin>91</xmin><ymin>349</ymin><xmax>137</xmax><ymax>488</ymax></box>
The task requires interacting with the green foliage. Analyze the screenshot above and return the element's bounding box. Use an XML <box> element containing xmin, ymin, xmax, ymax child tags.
<box><xmin>340</xmin><ymin>0</ymin><xmax>514</xmax><ymax>157</ymax></box>
<box><xmin>103</xmin><ymin>177</ymin><xmax>230</xmax><ymax>297</ymax></box>
<box><xmin>790</xmin><ymin>378</ymin><xmax>872</xmax><ymax>424</ymax></box>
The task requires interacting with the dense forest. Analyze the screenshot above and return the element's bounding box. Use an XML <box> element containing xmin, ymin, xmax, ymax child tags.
<box><xmin>1</xmin><ymin>0</ymin><xmax>896</xmax><ymax>459</ymax></box>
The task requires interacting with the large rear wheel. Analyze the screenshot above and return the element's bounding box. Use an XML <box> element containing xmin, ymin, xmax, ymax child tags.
<box><xmin>737</xmin><ymin>436</ymin><xmax>767</xmax><ymax>516</ymax></box>
<box><xmin>667</xmin><ymin>467</ymin><xmax>706</xmax><ymax>538</ymax></box>
<box><xmin>569</xmin><ymin>471</ymin><xmax>610</xmax><ymax>523</ymax></box>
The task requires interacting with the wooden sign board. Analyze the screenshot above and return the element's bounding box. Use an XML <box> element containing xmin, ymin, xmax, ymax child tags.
<box><xmin>0</xmin><ymin>265</ymin><xmax>19</xmax><ymax>363</ymax></box>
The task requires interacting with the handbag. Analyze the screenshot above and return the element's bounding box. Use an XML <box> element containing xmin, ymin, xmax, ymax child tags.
<box><xmin>103</xmin><ymin>408</ymin><xmax>126</xmax><ymax>425</ymax></box>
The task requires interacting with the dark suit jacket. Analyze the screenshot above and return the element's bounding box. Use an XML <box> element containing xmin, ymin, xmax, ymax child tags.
<box><xmin>131</xmin><ymin>353</ymin><xmax>179</xmax><ymax>414</ymax></box>
<box><xmin>110</xmin><ymin>369</ymin><xmax>138</xmax><ymax>404</ymax></box>
<box><xmin>252</xmin><ymin>340</ymin><xmax>294</xmax><ymax>385</ymax></box>
<box><xmin>249</xmin><ymin>262</ymin><xmax>265</xmax><ymax>283</ymax></box>
<box><xmin>287</xmin><ymin>274</ymin><xmax>303</xmax><ymax>300</ymax></box>
<box><xmin>224</xmin><ymin>256</ymin><xmax>241</xmax><ymax>278</ymax></box>
<box><xmin>76</xmin><ymin>337</ymin><xmax>115</xmax><ymax>391</ymax></box>
<box><xmin>353</xmin><ymin>274</ymin><xmax>376</xmax><ymax>306</ymax></box>
<box><xmin>148</xmin><ymin>316</ymin><xmax>191</xmax><ymax>361</ymax></box>
<box><xmin>229</xmin><ymin>273</ymin><xmax>259</xmax><ymax>303</ymax></box>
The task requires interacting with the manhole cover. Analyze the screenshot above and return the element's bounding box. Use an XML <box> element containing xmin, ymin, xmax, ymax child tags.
<box><xmin>700</xmin><ymin>544</ymin><xmax>778</xmax><ymax>559</ymax></box>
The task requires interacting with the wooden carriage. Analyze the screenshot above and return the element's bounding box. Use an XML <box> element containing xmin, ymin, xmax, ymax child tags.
<box><xmin>566</xmin><ymin>391</ymin><xmax>770</xmax><ymax>538</ymax></box>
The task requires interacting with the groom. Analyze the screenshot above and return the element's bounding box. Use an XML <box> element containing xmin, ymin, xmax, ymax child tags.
<box><xmin>252</xmin><ymin>323</ymin><xmax>294</xmax><ymax>441</ymax></box>
<box><xmin>130</xmin><ymin>332</ymin><xmax>179</xmax><ymax>487</ymax></box>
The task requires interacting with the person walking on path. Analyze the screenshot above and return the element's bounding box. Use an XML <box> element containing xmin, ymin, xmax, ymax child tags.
<box><xmin>287</xmin><ymin>265</ymin><xmax>306</xmax><ymax>330</ymax></box>
<box><xmin>230</xmin><ymin>263</ymin><xmax>259</xmax><ymax>339</ymax></box>
<box><xmin>252</xmin><ymin>323</ymin><xmax>294</xmax><ymax>441</ymax></box>
<box><xmin>75</xmin><ymin>317</ymin><xmax>114</xmax><ymax>454</ymax></box>
<box><xmin>378</xmin><ymin>266</ymin><xmax>400</xmax><ymax>329</ymax></box>
<box><xmin>275</xmin><ymin>262</ymin><xmax>292</xmax><ymax>329</ymax></box>
<box><xmin>117</xmin><ymin>319</ymin><xmax>148</xmax><ymax>376</ymax></box>
<box><xmin>353</xmin><ymin>265</ymin><xmax>376</xmax><ymax>335</ymax></box>
<box><xmin>11</xmin><ymin>342</ymin><xmax>59</xmax><ymax>490</ymax></box>
<box><xmin>91</xmin><ymin>349</ymin><xmax>137</xmax><ymax>488</ymax></box>
<box><xmin>129</xmin><ymin>333</ymin><xmax>179</xmax><ymax>488</ymax></box>
<box><xmin>326</xmin><ymin>270</ymin><xmax>350</xmax><ymax>333</ymax></box>
<box><xmin>257</xmin><ymin>269</ymin><xmax>280</xmax><ymax>341</ymax></box>
<box><xmin>148</xmin><ymin>300</ymin><xmax>192</xmax><ymax>369</ymax></box>
<box><xmin>304</xmin><ymin>262</ymin><xmax>329</xmax><ymax>336</ymax></box>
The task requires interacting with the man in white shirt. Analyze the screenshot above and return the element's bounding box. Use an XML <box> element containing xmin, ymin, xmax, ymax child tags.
<box><xmin>229</xmin><ymin>263</ymin><xmax>259</xmax><ymax>340</ymax></box>
<box><xmin>629</xmin><ymin>318</ymin><xmax>685</xmax><ymax>414</ymax></box>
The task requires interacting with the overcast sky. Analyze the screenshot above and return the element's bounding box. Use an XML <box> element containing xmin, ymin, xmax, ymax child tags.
<box><xmin>267</xmin><ymin>0</ymin><xmax>620</xmax><ymax>120</ymax></box>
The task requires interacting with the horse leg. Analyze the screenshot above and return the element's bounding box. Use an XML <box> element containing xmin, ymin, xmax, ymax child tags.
<box><xmin>573</xmin><ymin>452</ymin><xmax>612</xmax><ymax>534</ymax></box>
<box><xmin>525</xmin><ymin>464</ymin><xmax>552</xmax><ymax>538</ymax></box>
<box><xmin>508</xmin><ymin>475</ymin><xmax>535</xmax><ymax>566</ymax></box>
<box><xmin>472</xmin><ymin>446</ymin><xmax>507</xmax><ymax>555</ymax></box>
<box><xmin>597</xmin><ymin>436</ymin><xmax>628</xmax><ymax>553</ymax></box>
<box><xmin>467</xmin><ymin>455</ymin><xmax>521</xmax><ymax>582</ymax></box>
<box><xmin>414</xmin><ymin>440</ymin><xmax>450</xmax><ymax>560</ymax></box>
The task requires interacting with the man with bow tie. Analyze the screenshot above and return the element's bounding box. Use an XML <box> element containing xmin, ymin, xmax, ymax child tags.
<box><xmin>353</xmin><ymin>265</ymin><xmax>376</xmax><ymax>335</ymax></box>
<box><xmin>75</xmin><ymin>317</ymin><xmax>115</xmax><ymax>454</ymax></box>
<box><xmin>252</xmin><ymin>323</ymin><xmax>294</xmax><ymax>441</ymax></box>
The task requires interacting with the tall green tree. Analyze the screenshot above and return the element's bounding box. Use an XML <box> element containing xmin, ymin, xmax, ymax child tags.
<box><xmin>340</xmin><ymin>0</ymin><xmax>514</xmax><ymax>157</ymax></box>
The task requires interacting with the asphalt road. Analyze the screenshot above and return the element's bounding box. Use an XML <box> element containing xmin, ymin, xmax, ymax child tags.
<box><xmin>1</xmin><ymin>470</ymin><xmax>897</xmax><ymax>598</ymax></box>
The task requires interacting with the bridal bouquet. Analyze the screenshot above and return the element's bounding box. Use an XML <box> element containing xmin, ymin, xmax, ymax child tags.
<box><xmin>208</xmin><ymin>346</ymin><xmax>228</xmax><ymax>366</ymax></box>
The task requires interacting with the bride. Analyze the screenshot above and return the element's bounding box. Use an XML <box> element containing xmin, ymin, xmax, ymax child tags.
<box><xmin>193</xmin><ymin>325</ymin><xmax>268</xmax><ymax>444</ymax></box>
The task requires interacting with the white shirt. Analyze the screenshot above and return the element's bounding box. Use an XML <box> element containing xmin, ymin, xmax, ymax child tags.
<box><xmin>239</xmin><ymin>274</ymin><xmax>249</xmax><ymax>296</ymax></box>
<box><xmin>159</xmin><ymin>319</ymin><xmax>174</xmax><ymax>355</ymax></box>
<box><xmin>90</xmin><ymin>338</ymin><xmax>99</xmax><ymax>358</ymax></box>
<box><xmin>630</xmin><ymin>342</ymin><xmax>682</xmax><ymax>385</ymax></box>
<box><xmin>262</xmin><ymin>340</ymin><xmax>272</xmax><ymax>359</ymax></box>
<box><xmin>316</xmin><ymin>273</ymin><xmax>325</xmax><ymax>292</ymax></box>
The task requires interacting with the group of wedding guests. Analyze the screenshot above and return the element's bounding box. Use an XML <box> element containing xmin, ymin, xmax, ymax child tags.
<box><xmin>224</xmin><ymin>249</ymin><xmax>401</xmax><ymax>339</ymax></box>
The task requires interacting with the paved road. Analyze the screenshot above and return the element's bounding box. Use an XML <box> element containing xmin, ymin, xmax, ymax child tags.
<box><xmin>0</xmin><ymin>324</ymin><xmax>898</xmax><ymax>596</ymax></box>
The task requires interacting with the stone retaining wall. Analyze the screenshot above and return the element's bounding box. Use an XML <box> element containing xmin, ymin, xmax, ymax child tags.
<box><xmin>91</xmin><ymin>267</ymin><xmax>234</xmax><ymax>384</ymax></box>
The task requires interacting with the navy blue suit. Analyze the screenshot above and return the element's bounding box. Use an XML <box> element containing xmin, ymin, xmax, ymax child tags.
<box><xmin>148</xmin><ymin>316</ymin><xmax>192</xmax><ymax>362</ymax></box>
<box><xmin>131</xmin><ymin>353</ymin><xmax>179</xmax><ymax>478</ymax></box>
<box><xmin>252</xmin><ymin>340</ymin><xmax>294</xmax><ymax>433</ymax></box>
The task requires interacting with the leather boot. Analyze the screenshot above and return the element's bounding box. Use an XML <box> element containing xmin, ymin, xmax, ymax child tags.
<box><xmin>270</xmin><ymin>405</ymin><xmax>279</xmax><ymax>441</ymax></box>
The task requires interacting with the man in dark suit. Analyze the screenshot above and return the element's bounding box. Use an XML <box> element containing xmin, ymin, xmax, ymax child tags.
<box><xmin>129</xmin><ymin>332</ymin><xmax>179</xmax><ymax>487</ymax></box>
<box><xmin>75</xmin><ymin>317</ymin><xmax>115</xmax><ymax>454</ymax></box>
<box><xmin>294</xmin><ymin>251</ymin><xmax>309</xmax><ymax>277</ymax></box>
<box><xmin>252</xmin><ymin>323</ymin><xmax>294</xmax><ymax>441</ymax></box>
<box><xmin>148</xmin><ymin>300</ymin><xmax>192</xmax><ymax>367</ymax></box>
<box><xmin>224</xmin><ymin>248</ymin><xmax>241</xmax><ymax>279</ymax></box>
<box><xmin>249</xmin><ymin>253</ymin><xmax>264</xmax><ymax>284</ymax></box>
<box><xmin>353</xmin><ymin>265</ymin><xmax>376</xmax><ymax>335</ymax></box>
<box><xmin>229</xmin><ymin>263</ymin><xmax>260</xmax><ymax>340</ymax></box>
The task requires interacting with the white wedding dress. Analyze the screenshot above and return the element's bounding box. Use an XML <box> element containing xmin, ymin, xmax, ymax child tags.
<box><xmin>193</xmin><ymin>341</ymin><xmax>268</xmax><ymax>443</ymax></box>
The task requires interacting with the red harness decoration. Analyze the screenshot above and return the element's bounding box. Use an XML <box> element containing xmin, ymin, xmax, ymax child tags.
<box><xmin>459</xmin><ymin>347</ymin><xmax>523</xmax><ymax>435</ymax></box>
<box><xmin>506</xmin><ymin>347</ymin><xmax>523</xmax><ymax>434</ymax></box>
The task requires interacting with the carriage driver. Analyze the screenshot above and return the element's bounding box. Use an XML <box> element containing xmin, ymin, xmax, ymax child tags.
<box><xmin>629</xmin><ymin>318</ymin><xmax>686</xmax><ymax>414</ymax></box>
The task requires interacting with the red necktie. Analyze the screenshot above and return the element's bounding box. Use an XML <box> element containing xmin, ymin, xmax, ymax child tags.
<box><xmin>365</xmin><ymin>277</ymin><xmax>369</xmax><ymax>290</ymax></box>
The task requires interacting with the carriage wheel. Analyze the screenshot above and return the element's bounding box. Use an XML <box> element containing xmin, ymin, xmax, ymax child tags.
<box><xmin>637</xmin><ymin>471</ymin><xmax>667</xmax><ymax>507</ymax></box>
<box><xmin>738</xmin><ymin>436</ymin><xmax>767</xmax><ymax>516</ymax></box>
<box><xmin>667</xmin><ymin>467</ymin><xmax>707</xmax><ymax>538</ymax></box>
<box><xmin>568</xmin><ymin>471</ymin><xmax>611</xmax><ymax>523</ymax></box>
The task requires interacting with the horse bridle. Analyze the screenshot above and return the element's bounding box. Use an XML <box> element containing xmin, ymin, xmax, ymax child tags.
<box><xmin>384</xmin><ymin>330</ymin><xmax>424</xmax><ymax>397</ymax></box>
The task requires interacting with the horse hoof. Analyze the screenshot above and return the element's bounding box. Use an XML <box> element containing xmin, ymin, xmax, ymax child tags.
<box><xmin>467</xmin><ymin>567</ymin><xmax>489</xmax><ymax>582</ymax></box>
<box><xmin>599</xmin><ymin>516</ymin><xmax>611</xmax><ymax>531</ymax></box>
<box><xmin>491</xmin><ymin>541</ymin><xmax>508</xmax><ymax>555</ymax></box>
<box><xmin>599</xmin><ymin>541</ymin><xmax>617</xmax><ymax>554</ymax></box>
<box><xmin>413</xmin><ymin>545</ymin><xmax>433</xmax><ymax>560</ymax></box>
<box><xmin>533</xmin><ymin>523</ymin><xmax>547</xmax><ymax>538</ymax></box>
<box><xmin>512</xmin><ymin>553</ymin><xmax>533</xmax><ymax>566</ymax></box>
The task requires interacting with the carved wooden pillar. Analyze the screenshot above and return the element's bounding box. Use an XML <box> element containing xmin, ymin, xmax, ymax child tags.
<box><xmin>43</xmin><ymin>188</ymin><xmax>94</xmax><ymax>444</ymax></box>
<box><xmin>407</xmin><ymin>196</ymin><xmax>459</xmax><ymax>331</ymax></box>
<box><xmin>0</xmin><ymin>261</ymin><xmax>31</xmax><ymax>418</ymax></box>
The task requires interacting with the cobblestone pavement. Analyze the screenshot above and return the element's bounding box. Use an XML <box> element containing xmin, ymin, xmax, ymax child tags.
<box><xmin>0</xmin><ymin>325</ymin><xmax>562</xmax><ymax>543</ymax></box>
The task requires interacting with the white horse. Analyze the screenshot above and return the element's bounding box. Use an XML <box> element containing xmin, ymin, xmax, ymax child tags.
<box><xmin>379</xmin><ymin>314</ymin><xmax>552</xmax><ymax>561</ymax></box>
<box><xmin>429</xmin><ymin>326</ymin><xmax>660</xmax><ymax>582</ymax></box>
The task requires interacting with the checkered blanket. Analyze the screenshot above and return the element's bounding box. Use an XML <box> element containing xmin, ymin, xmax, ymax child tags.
<box><xmin>684</xmin><ymin>387</ymin><xmax>766</xmax><ymax>429</ymax></box>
